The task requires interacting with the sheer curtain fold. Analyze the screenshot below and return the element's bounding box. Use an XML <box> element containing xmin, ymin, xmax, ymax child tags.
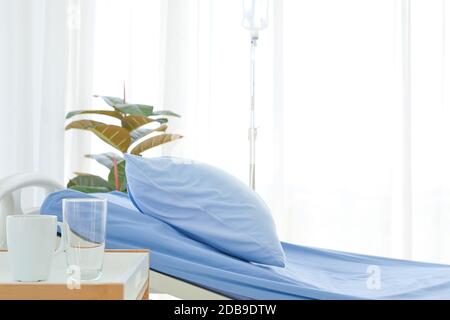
<box><xmin>65</xmin><ymin>0</ymin><xmax>97</xmax><ymax>181</ymax></box>
<box><xmin>0</xmin><ymin>0</ymin><xmax>68</xmax><ymax>183</ymax></box>
<box><xmin>410</xmin><ymin>0</ymin><xmax>450</xmax><ymax>263</ymax></box>
<box><xmin>0</xmin><ymin>0</ymin><xmax>95</xmax><ymax>210</ymax></box>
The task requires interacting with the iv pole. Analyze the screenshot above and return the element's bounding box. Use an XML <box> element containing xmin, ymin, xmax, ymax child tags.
<box><xmin>242</xmin><ymin>0</ymin><xmax>269</xmax><ymax>190</ymax></box>
<box><xmin>248</xmin><ymin>33</ymin><xmax>258</xmax><ymax>190</ymax></box>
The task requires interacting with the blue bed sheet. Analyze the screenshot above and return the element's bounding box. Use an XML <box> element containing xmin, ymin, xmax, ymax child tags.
<box><xmin>41</xmin><ymin>190</ymin><xmax>450</xmax><ymax>300</ymax></box>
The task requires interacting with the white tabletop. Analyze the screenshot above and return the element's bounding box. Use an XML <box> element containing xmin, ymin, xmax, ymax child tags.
<box><xmin>0</xmin><ymin>251</ymin><xmax>147</xmax><ymax>284</ymax></box>
<box><xmin>0</xmin><ymin>250</ymin><xmax>149</xmax><ymax>299</ymax></box>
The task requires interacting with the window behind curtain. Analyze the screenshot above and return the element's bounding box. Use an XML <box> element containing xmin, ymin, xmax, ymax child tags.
<box><xmin>88</xmin><ymin>0</ymin><xmax>450</xmax><ymax>263</ymax></box>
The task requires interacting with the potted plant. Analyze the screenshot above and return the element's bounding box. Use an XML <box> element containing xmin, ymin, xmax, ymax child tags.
<box><xmin>65</xmin><ymin>95</ymin><xmax>183</xmax><ymax>193</ymax></box>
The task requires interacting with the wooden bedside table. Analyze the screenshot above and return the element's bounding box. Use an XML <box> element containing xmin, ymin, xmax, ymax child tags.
<box><xmin>0</xmin><ymin>250</ymin><xmax>149</xmax><ymax>300</ymax></box>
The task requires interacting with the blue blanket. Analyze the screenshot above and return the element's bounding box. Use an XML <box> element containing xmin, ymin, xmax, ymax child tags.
<box><xmin>41</xmin><ymin>190</ymin><xmax>450</xmax><ymax>300</ymax></box>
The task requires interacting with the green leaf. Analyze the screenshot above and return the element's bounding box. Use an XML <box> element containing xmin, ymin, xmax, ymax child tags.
<box><xmin>94</xmin><ymin>96</ymin><xmax>125</xmax><ymax>108</ymax></box>
<box><xmin>130</xmin><ymin>134</ymin><xmax>183</xmax><ymax>155</ymax></box>
<box><xmin>92</xmin><ymin>125</ymin><xmax>131</xmax><ymax>153</ymax></box>
<box><xmin>68</xmin><ymin>185</ymin><xmax>112</xmax><ymax>194</ymax></box>
<box><xmin>65</xmin><ymin>120</ymin><xmax>105</xmax><ymax>130</ymax></box>
<box><xmin>130</xmin><ymin>128</ymin><xmax>152</xmax><ymax>143</ymax></box>
<box><xmin>117</xmin><ymin>107</ymin><xmax>180</xmax><ymax>118</ymax></box>
<box><xmin>108</xmin><ymin>160</ymin><xmax>127</xmax><ymax>192</ymax></box>
<box><xmin>67</xmin><ymin>121</ymin><xmax>131</xmax><ymax>152</ymax></box>
<box><xmin>156</xmin><ymin>118</ymin><xmax>168</xmax><ymax>124</ymax></box>
<box><xmin>68</xmin><ymin>174</ymin><xmax>112</xmax><ymax>188</ymax></box>
<box><xmin>121</xmin><ymin>115</ymin><xmax>155</xmax><ymax>131</ymax></box>
<box><xmin>130</xmin><ymin>125</ymin><xmax>168</xmax><ymax>143</ymax></box>
<box><xmin>150</xmin><ymin>110</ymin><xmax>181</xmax><ymax>117</ymax></box>
<box><xmin>115</xmin><ymin>104</ymin><xmax>154</xmax><ymax>116</ymax></box>
<box><xmin>85</xmin><ymin>153</ymin><xmax>123</xmax><ymax>169</ymax></box>
<box><xmin>66</xmin><ymin>110</ymin><xmax>123</xmax><ymax>120</ymax></box>
<box><xmin>68</xmin><ymin>174</ymin><xmax>113</xmax><ymax>193</ymax></box>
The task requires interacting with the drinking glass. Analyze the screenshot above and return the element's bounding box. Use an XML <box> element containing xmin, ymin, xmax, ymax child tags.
<box><xmin>62</xmin><ymin>198</ymin><xmax>107</xmax><ymax>281</ymax></box>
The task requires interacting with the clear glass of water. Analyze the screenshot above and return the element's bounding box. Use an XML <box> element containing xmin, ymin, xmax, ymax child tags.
<box><xmin>62</xmin><ymin>198</ymin><xmax>107</xmax><ymax>281</ymax></box>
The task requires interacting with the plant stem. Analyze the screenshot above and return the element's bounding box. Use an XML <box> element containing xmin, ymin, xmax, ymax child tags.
<box><xmin>113</xmin><ymin>157</ymin><xmax>119</xmax><ymax>191</ymax></box>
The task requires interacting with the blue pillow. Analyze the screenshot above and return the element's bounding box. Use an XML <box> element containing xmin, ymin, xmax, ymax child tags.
<box><xmin>124</xmin><ymin>154</ymin><xmax>286</xmax><ymax>267</ymax></box>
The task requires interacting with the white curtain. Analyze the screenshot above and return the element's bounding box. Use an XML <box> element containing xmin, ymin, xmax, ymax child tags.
<box><xmin>0</xmin><ymin>0</ymin><xmax>95</xmax><ymax>208</ymax></box>
<box><xmin>0</xmin><ymin>0</ymin><xmax>68</xmax><ymax>192</ymax></box>
<box><xmin>64</xmin><ymin>0</ymin><xmax>97</xmax><ymax>181</ymax></box>
<box><xmin>75</xmin><ymin>0</ymin><xmax>450</xmax><ymax>264</ymax></box>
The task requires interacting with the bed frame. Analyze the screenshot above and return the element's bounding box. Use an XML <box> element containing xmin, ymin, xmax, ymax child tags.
<box><xmin>0</xmin><ymin>173</ymin><xmax>229</xmax><ymax>300</ymax></box>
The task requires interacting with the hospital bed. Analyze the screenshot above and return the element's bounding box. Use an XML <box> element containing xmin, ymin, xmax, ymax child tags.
<box><xmin>0</xmin><ymin>173</ymin><xmax>228</xmax><ymax>300</ymax></box>
<box><xmin>2</xmin><ymin>173</ymin><xmax>450</xmax><ymax>300</ymax></box>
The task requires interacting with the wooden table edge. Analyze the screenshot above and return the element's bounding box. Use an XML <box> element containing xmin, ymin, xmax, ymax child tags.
<box><xmin>0</xmin><ymin>249</ymin><xmax>150</xmax><ymax>300</ymax></box>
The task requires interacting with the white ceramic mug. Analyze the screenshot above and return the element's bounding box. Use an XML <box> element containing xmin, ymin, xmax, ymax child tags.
<box><xmin>6</xmin><ymin>215</ymin><xmax>65</xmax><ymax>282</ymax></box>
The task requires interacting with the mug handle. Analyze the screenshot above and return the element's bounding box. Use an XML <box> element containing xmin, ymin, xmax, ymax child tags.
<box><xmin>55</xmin><ymin>221</ymin><xmax>67</xmax><ymax>255</ymax></box>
